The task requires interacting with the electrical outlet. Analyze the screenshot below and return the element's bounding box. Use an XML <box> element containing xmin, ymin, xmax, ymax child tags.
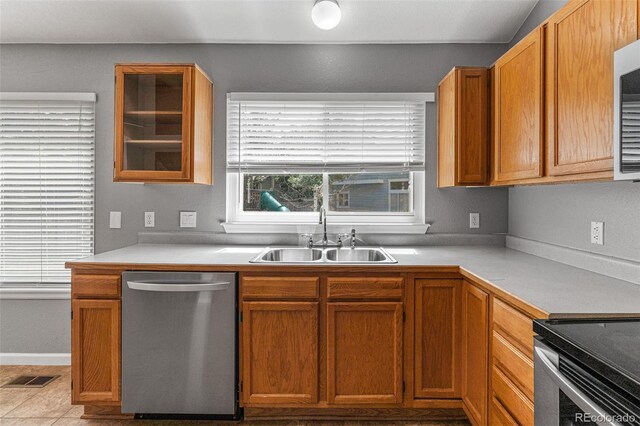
<box><xmin>591</xmin><ymin>221</ymin><xmax>604</xmax><ymax>245</ymax></box>
<box><xmin>180</xmin><ymin>211</ymin><xmax>197</xmax><ymax>228</ymax></box>
<box><xmin>144</xmin><ymin>212</ymin><xmax>155</xmax><ymax>228</ymax></box>
<box><xmin>109</xmin><ymin>211</ymin><xmax>121</xmax><ymax>229</ymax></box>
<box><xmin>469</xmin><ymin>213</ymin><xmax>480</xmax><ymax>229</ymax></box>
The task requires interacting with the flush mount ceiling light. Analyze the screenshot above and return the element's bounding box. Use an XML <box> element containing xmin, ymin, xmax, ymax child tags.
<box><xmin>311</xmin><ymin>0</ymin><xmax>342</xmax><ymax>30</ymax></box>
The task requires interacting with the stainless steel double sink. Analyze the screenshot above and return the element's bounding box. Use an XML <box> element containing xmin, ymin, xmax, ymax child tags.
<box><xmin>250</xmin><ymin>247</ymin><xmax>397</xmax><ymax>264</ymax></box>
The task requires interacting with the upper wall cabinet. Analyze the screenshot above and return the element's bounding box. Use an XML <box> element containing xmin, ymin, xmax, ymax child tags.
<box><xmin>114</xmin><ymin>64</ymin><xmax>213</xmax><ymax>184</ymax></box>
<box><xmin>546</xmin><ymin>0</ymin><xmax>638</xmax><ymax>177</ymax></box>
<box><xmin>437</xmin><ymin>67</ymin><xmax>489</xmax><ymax>187</ymax></box>
<box><xmin>492</xmin><ymin>27</ymin><xmax>545</xmax><ymax>183</ymax></box>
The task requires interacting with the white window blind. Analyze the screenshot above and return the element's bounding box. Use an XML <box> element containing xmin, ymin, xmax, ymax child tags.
<box><xmin>0</xmin><ymin>93</ymin><xmax>95</xmax><ymax>286</ymax></box>
<box><xmin>227</xmin><ymin>93</ymin><xmax>429</xmax><ymax>173</ymax></box>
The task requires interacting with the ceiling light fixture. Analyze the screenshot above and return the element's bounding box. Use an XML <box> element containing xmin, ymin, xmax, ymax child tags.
<box><xmin>311</xmin><ymin>0</ymin><xmax>342</xmax><ymax>30</ymax></box>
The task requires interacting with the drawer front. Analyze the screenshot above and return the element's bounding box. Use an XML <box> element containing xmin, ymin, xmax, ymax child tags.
<box><xmin>492</xmin><ymin>366</ymin><xmax>534</xmax><ymax>426</ymax></box>
<box><xmin>72</xmin><ymin>274</ymin><xmax>121</xmax><ymax>299</ymax></box>
<box><xmin>492</xmin><ymin>298</ymin><xmax>534</xmax><ymax>358</ymax></box>
<box><xmin>242</xmin><ymin>276</ymin><xmax>319</xmax><ymax>300</ymax></box>
<box><xmin>327</xmin><ymin>277</ymin><xmax>403</xmax><ymax>300</ymax></box>
<box><xmin>490</xmin><ymin>396</ymin><xmax>518</xmax><ymax>426</ymax></box>
<box><xmin>492</xmin><ymin>331</ymin><xmax>534</xmax><ymax>401</ymax></box>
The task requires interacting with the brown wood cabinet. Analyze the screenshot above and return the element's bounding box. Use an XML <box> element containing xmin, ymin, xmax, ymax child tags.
<box><xmin>327</xmin><ymin>302</ymin><xmax>403</xmax><ymax>405</ymax></box>
<box><xmin>461</xmin><ymin>281</ymin><xmax>489</xmax><ymax>426</ymax></box>
<box><xmin>437</xmin><ymin>67</ymin><xmax>490</xmax><ymax>187</ymax></box>
<box><xmin>241</xmin><ymin>301</ymin><xmax>319</xmax><ymax>405</ymax></box>
<box><xmin>114</xmin><ymin>63</ymin><xmax>213</xmax><ymax>184</ymax></box>
<box><xmin>414</xmin><ymin>279</ymin><xmax>462</xmax><ymax>399</ymax></box>
<box><xmin>546</xmin><ymin>0</ymin><xmax>638</xmax><ymax>177</ymax></box>
<box><xmin>492</xmin><ymin>27</ymin><xmax>545</xmax><ymax>183</ymax></box>
<box><xmin>489</xmin><ymin>297</ymin><xmax>537</xmax><ymax>426</ymax></box>
<box><xmin>71</xmin><ymin>299</ymin><xmax>120</xmax><ymax>405</ymax></box>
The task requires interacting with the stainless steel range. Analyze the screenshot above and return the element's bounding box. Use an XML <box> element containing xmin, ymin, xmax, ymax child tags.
<box><xmin>534</xmin><ymin>319</ymin><xmax>640</xmax><ymax>426</ymax></box>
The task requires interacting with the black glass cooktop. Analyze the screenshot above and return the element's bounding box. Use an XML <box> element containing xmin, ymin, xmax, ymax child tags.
<box><xmin>534</xmin><ymin>318</ymin><xmax>640</xmax><ymax>399</ymax></box>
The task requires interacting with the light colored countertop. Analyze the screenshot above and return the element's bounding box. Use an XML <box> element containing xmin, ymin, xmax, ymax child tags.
<box><xmin>68</xmin><ymin>244</ymin><xmax>640</xmax><ymax>318</ymax></box>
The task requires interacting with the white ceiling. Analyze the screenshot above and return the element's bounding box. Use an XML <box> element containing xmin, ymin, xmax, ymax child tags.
<box><xmin>0</xmin><ymin>0</ymin><xmax>539</xmax><ymax>44</ymax></box>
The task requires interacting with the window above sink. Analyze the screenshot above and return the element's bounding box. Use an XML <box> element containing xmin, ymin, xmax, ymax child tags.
<box><xmin>223</xmin><ymin>92</ymin><xmax>432</xmax><ymax>234</ymax></box>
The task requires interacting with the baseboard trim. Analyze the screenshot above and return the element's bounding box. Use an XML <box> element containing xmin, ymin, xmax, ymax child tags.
<box><xmin>0</xmin><ymin>353</ymin><xmax>71</xmax><ymax>365</ymax></box>
<box><xmin>507</xmin><ymin>236</ymin><xmax>640</xmax><ymax>285</ymax></box>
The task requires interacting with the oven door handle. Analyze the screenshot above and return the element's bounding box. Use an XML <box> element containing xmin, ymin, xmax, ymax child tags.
<box><xmin>535</xmin><ymin>346</ymin><xmax>622</xmax><ymax>426</ymax></box>
<box><xmin>127</xmin><ymin>281</ymin><xmax>230</xmax><ymax>292</ymax></box>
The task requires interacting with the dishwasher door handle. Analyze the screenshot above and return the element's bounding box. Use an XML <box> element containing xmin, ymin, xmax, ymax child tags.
<box><xmin>127</xmin><ymin>281</ymin><xmax>230</xmax><ymax>292</ymax></box>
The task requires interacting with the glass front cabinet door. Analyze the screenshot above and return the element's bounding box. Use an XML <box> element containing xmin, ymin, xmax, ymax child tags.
<box><xmin>114</xmin><ymin>64</ymin><xmax>213</xmax><ymax>184</ymax></box>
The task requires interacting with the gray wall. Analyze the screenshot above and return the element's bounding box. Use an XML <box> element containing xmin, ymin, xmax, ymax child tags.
<box><xmin>0</xmin><ymin>43</ymin><xmax>508</xmax><ymax>355</ymax></box>
<box><xmin>507</xmin><ymin>0</ymin><xmax>640</xmax><ymax>263</ymax></box>
<box><xmin>1</xmin><ymin>43</ymin><xmax>509</xmax><ymax>254</ymax></box>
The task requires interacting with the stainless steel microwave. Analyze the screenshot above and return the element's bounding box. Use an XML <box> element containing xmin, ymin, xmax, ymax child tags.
<box><xmin>614</xmin><ymin>39</ymin><xmax>640</xmax><ymax>181</ymax></box>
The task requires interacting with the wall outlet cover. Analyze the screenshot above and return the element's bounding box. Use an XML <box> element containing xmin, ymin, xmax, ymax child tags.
<box><xmin>469</xmin><ymin>213</ymin><xmax>480</xmax><ymax>229</ymax></box>
<box><xmin>144</xmin><ymin>212</ymin><xmax>155</xmax><ymax>228</ymax></box>
<box><xmin>591</xmin><ymin>221</ymin><xmax>604</xmax><ymax>245</ymax></box>
<box><xmin>109</xmin><ymin>211</ymin><xmax>121</xmax><ymax>229</ymax></box>
<box><xmin>180</xmin><ymin>211</ymin><xmax>197</xmax><ymax>228</ymax></box>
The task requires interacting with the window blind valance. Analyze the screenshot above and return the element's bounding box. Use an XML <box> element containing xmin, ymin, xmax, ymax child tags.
<box><xmin>226</xmin><ymin>93</ymin><xmax>429</xmax><ymax>173</ymax></box>
<box><xmin>0</xmin><ymin>94</ymin><xmax>95</xmax><ymax>286</ymax></box>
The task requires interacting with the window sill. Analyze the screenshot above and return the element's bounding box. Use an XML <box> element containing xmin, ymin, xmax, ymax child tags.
<box><xmin>222</xmin><ymin>222</ymin><xmax>431</xmax><ymax>235</ymax></box>
<box><xmin>0</xmin><ymin>287</ymin><xmax>71</xmax><ymax>300</ymax></box>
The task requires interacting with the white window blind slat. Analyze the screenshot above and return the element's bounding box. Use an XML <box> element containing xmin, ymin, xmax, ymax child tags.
<box><xmin>227</xmin><ymin>95</ymin><xmax>427</xmax><ymax>173</ymax></box>
<box><xmin>0</xmin><ymin>97</ymin><xmax>95</xmax><ymax>286</ymax></box>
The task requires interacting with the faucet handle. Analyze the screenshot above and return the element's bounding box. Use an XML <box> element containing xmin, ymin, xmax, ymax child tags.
<box><xmin>300</xmin><ymin>233</ymin><xmax>314</xmax><ymax>248</ymax></box>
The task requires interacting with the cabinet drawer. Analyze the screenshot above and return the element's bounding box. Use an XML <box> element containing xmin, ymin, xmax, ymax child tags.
<box><xmin>242</xmin><ymin>276</ymin><xmax>319</xmax><ymax>300</ymax></box>
<box><xmin>492</xmin><ymin>331</ymin><xmax>534</xmax><ymax>401</ymax></box>
<box><xmin>327</xmin><ymin>277</ymin><xmax>403</xmax><ymax>300</ymax></box>
<box><xmin>490</xmin><ymin>396</ymin><xmax>518</xmax><ymax>426</ymax></box>
<box><xmin>72</xmin><ymin>274</ymin><xmax>121</xmax><ymax>299</ymax></box>
<box><xmin>492</xmin><ymin>366</ymin><xmax>534</xmax><ymax>426</ymax></box>
<box><xmin>492</xmin><ymin>298</ymin><xmax>534</xmax><ymax>358</ymax></box>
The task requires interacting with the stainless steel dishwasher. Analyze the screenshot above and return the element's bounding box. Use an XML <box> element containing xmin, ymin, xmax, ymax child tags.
<box><xmin>122</xmin><ymin>271</ymin><xmax>239</xmax><ymax>419</ymax></box>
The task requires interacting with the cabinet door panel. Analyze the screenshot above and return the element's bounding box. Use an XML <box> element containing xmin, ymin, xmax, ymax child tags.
<box><xmin>242</xmin><ymin>301</ymin><xmax>319</xmax><ymax>405</ymax></box>
<box><xmin>327</xmin><ymin>302</ymin><xmax>403</xmax><ymax>405</ymax></box>
<box><xmin>414</xmin><ymin>279</ymin><xmax>462</xmax><ymax>398</ymax></box>
<box><xmin>547</xmin><ymin>0</ymin><xmax>637</xmax><ymax>175</ymax></box>
<box><xmin>462</xmin><ymin>282</ymin><xmax>489</xmax><ymax>426</ymax></box>
<box><xmin>493</xmin><ymin>27</ymin><xmax>544</xmax><ymax>182</ymax></box>
<box><xmin>71</xmin><ymin>299</ymin><xmax>120</xmax><ymax>404</ymax></box>
<box><xmin>114</xmin><ymin>65</ymin><xmax>193</xmax><ymax>182</ymax></box>
<box><xmin>457</xmin><ymin>68</ymin><xmax>489</xmax><ymax>185</ymax></box>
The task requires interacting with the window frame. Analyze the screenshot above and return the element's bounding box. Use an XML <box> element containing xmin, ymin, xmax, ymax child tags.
<box><xmin>224</xmin><ymin>171</ymin><xmax>426</xmax><ymax>233</ymax></box>
<box><xmin>223</xmin><ymin>92</ymin><xmax>432</xmax><ymax>234</ymax></box>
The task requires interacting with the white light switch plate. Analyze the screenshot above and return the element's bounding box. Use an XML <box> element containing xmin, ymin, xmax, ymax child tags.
<box><xmin>144</xmin><ymin>212</ymin><xmax>155</xmax><ymax>228</ymax></box>
<box><xmin>469</xmin><ymin>213</ymin><xmax>480</xmax><ymax>229</ymax></box>
<box><xmin>109</xmin><ymin>211</ymin><xmax>121</xmax><ymax>229</ymax></box>
<box><xmin>591</xmin><ymin>221</ymin><xmax>604</xmax><ymax>245</ymax></box>
<box><xmin>180</xmin><ymin>211</ymin><xmax>197</xmax><ymax>228</ymax></box>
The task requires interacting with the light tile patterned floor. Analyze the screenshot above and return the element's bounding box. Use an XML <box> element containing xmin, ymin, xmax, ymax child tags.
<box><xmin>0</xmin><ymin>366</ymin><xmax>469</xmax><ymax>426</ymax></box>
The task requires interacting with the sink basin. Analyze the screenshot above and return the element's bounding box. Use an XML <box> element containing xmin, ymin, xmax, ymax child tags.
<box><xmin>325</xmin><ymin>247</ymin><xmax>397</xmax><ymax>264</ymax></box>
<box><xmin>250</xmin><ymin>247</ymin><xmax>397</xmax><ymax>264</ymax></box>
<box><xmin>250</xmin><ymin>247</ymin><xmax>323</xmax><ymax>263</ymax></box>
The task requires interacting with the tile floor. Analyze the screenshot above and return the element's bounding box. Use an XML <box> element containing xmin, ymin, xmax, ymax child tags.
<box><xmin>0</xmin><ymin>366</ymin><xmax>469</xmax><ymax>426</ymax></box>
